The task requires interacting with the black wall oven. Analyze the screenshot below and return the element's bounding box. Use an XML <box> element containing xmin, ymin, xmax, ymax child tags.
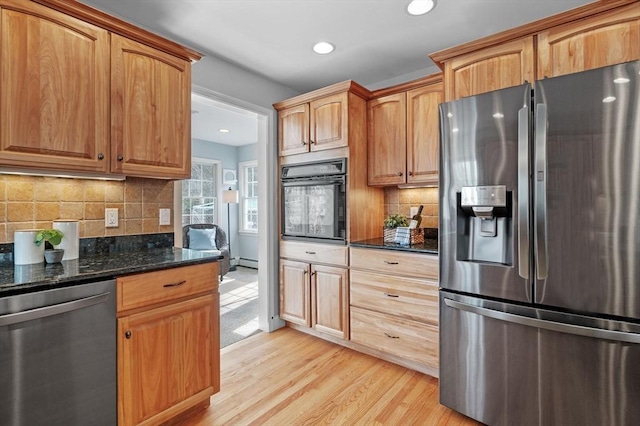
<box><xmin>281</xmin><ymin>158</ymin><xmax>346</xmax><ymax>244</ymax></box>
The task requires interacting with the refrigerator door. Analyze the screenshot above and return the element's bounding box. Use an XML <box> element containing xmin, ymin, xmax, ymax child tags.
<box><xmin>534</xmin><ymin>60</ymin><xmax>640</xmax><ymax>318</ymax></box>
<box><xmin>440</xmin><ymin>290</ymin><xmax>640</xmax><ymax>426</ymax></box>
<box><xmin>439</xmin><ymin>84</ymin><xmax>532</xmax><ymax>303</ymax></box>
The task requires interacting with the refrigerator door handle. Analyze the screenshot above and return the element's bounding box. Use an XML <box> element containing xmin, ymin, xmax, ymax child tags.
<box><xmin>534</xmin><ymin>103</ymin><xmax>548</xmax><ymax>280</ymax></box>
<box><xmin>443</xmin><ymin>298</ymin><xmax>640</xmax><ymax>344</ymax></box>
<box><xmin>517</xmin><ymin>105</ymin><xmax>530</xmax><ymax>279</ymax></box>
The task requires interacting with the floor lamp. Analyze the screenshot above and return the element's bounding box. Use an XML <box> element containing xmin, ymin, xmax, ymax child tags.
<box><xmin>222</xmin><ymin>187</ymin><xmax>239</xmax><ymax>271</ymax></box>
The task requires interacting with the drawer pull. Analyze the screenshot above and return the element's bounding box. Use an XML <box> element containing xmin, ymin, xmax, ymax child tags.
<box><xmin>384</xmin><ymin>332</ymin><xmax>400</xmax><ymax>339</ymax></box>
<box><xmin>163</xmin><ymin>280</ymin><xmax>186</xmax><ymax>288</ymax></box>
<box><xmin>384</xmin><ymin>292</ymin><xmax>399</xmax><ymax>298</ymax></box>
<box><xmin>383</xmin><ymin>261</ymin><xmax>399</xmax><ymax>265</ymax></box>
<box><xmin>305</xmin><ymin>251</ymin><xmax>316</xmax><ymax>255</ymax></box>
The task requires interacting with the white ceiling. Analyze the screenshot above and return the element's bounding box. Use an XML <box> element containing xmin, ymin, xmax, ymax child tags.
<box><xmin>80</xmin><ymin>0</ymin><xmax>595</xmax><ymax>145</ymax></box>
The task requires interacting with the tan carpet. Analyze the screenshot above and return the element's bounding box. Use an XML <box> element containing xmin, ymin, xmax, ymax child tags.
<box><xmin>219</xmin><ymin>266</ymin><xmax>261</xmax><ymax>348</ymax></box>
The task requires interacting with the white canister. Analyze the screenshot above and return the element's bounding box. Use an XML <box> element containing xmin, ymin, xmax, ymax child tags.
<box><xmin>14</xmin><ymin>229</ymin><xmax>45</xmax><ymax>265</ymax></box>
<box><xmin>53</xmin><ymin>220</ymin><xmax>79</xmax><ymax>261</ymax></box>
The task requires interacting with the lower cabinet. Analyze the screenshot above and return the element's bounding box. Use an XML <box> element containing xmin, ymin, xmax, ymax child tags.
<box><xmin>349</xmin><ymin>247</ymin><xmax>439</xmax><ymax>376</ymax></box>
<box><xmin>117</xmin><ymin>262</ymin><xmax>219</xmax><ymax>426</ymax></box>
<box><xmin>279</xmin><ymin>241</ymin><xmax>349</xmax><ymax>340</ymax></box>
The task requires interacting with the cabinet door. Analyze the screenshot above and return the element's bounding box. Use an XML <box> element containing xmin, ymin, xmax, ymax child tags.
<box><xmin>0</xmin><ymin>0</ymin><xmax>109</xmax><ymax>173</ymax></box>
<box><xmin>444</xmin><ymin>37</ymin><xmax>535</xmax><ymax>101</ymax></box>
<box><xmin>279</xmin><ymin>104</ymin><xmax>310</xmax><ymax>156</ymax></box>
<box><xmin>111</xmin><ymin>34</ymin><xmax>191</xmax><ymax>179</ymax></box>
<box><xmin>367</xmin><ymin>93</ymin><xmax>407</xmax><ymax>185</ymax></box>
<box><xmin>537</xmin><ymin>3</ymin><xmax>640</xmax><ymax>79</ymax></box>
<box><xmin>310</xmin><ymin>92</ymin><xmax>348</xmax><ymax>151</ymax></box>
<box><xmin>118</xmin><ymin>295</ymin><xmax>215</xmax><ymax>426</ymax></box>
<box><xmin>279</xmin><ymin>259</ymin><xmax>310</xmax><ymax>326</ymax></box>
<box><xmin>311</xmin><ymin>264</ymin><xmax>349</xmax><ymax>339</ymax></box>
<box><xmin>407</xmin><ymin>82</ymin><xmax>443</xmax><ymax>185</ymax></box>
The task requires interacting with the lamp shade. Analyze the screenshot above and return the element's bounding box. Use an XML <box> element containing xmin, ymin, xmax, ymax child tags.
<box><xmin>222</xmin><ymin>189</ymin><xmax>239</xmax><ymax>204</ymax></box>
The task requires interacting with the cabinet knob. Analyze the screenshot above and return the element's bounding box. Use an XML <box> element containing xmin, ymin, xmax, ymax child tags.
<box><xmin>117</xmin><ymin>154</ymin><xmax>124</xmax><ymax>161</ymax></box>
<box><xmin>397</xmin><ymin>172</ymin><xmax>403</xmax><ymax>176</ymax></box>
<box><xmin>97</xmin><ymin>153</ymin><xmax>104</xmax><ymax>160</ymax></box>
<box><xmin>301</xmin><ymin>141</ymin><xmax>307</xmax><ymax>146</ymax></box>
<box><xmin>310</xmin><ymin>140</ymin><xmax>315</xmax><ymax>144</ymax></box>
<box><xmin>408</xmin><ymin>171</ymin><xmax>413</xmax><ymax>176</ymax></box>
<box><xmin>125</xmin><ymin>330</ymin><xmax>132</xmax><ymax>339</ymax></box>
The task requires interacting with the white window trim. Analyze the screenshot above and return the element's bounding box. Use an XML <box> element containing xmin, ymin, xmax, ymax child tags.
<box><xmin>238</xmin><ymin>160</ymin><xmax>258</xmax><ymax>234</ymax></box>
<box><xmin>182</xmin><ymin>157</ymin><xmax>223</xmax><ymax>227</ymax></box>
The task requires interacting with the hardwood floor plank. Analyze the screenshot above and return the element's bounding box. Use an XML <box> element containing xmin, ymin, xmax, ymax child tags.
<box><xmin>181</xmin><ymin>327</ymin><xmax>481</xmax><ymax>426</ymax></box>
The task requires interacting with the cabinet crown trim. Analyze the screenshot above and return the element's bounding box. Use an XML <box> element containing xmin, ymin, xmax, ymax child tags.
<box><xmin>369</xmin><ymin>73</ymin><xmax>443</xmax><ymax>99</ymax></box>
<box><xmin>429</xmin><ymin>0</ymin><xmax>638</xmax><ymax>68</ymax></box>
<box><xmin>273</xmin><ymin>80</ymin><xmax>370</xmax><ymax>110</ymax></box>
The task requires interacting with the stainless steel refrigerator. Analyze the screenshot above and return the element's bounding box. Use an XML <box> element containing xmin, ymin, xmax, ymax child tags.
<box><xmin>438</xmin><ymin>60</ymin><xmax>640</xmax><ymax>426</ymax></box>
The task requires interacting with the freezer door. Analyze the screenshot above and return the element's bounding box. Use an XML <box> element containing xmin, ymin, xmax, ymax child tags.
<box><xmin>533</xmin><ymin>60</ymin><xmax>640</xmax><ymax>318</ymax></box>
<box><xmin>440</xmin><ymin>290</ymin><xmax>640</xmax><ymax>426</ymax></box>
<box><xmin>439</xmin><ymin>84</ymin><xmax>533</xmax><ymax>303</ymax></box>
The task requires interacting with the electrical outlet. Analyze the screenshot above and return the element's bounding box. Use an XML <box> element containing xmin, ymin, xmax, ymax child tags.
<box><xmin>105</xmin><ymin>208</ymin><xmax>118</xmax><ymax>227</ymax></box>
<box><xmin>410</xmin><ymin>206</ymin><xmax>419</xmax><ymax>217</ymax></box>
<box><xmin>159</xmin><ymin>208</ymin><xmax>171</xmax><ymax>226</ymax></box>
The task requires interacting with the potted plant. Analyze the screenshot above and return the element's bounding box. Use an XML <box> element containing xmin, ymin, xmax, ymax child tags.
<box><xmin>34</xmin><ymin>229</ymin><xmax>65</xmax><ymax>263</ymax></box>
<box><xmin>383</xmin><ymin>214</ymin><xmax>409</xmax><ymax>242</ymax></box>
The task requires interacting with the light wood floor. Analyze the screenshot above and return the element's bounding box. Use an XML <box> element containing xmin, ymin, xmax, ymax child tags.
<box><xmin>182</xmin><ymin>327</ymin><xmax>481</xmax><ymax>426</ymax></box>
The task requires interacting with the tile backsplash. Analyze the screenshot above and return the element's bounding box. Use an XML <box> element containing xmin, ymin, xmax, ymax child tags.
<box><xmin>384</xmin><ymin>187</ymin><xmax>439</xmax><ymax>229</ymax></box>
<box><xmin>0</xmin><ymin>175</ymin><xmax>174</xmax><ymax>243</ymax></box>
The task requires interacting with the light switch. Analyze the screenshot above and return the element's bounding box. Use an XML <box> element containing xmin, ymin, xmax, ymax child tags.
<box><xmin>159</xmin><ymin>209</ymin><xmax>171</xmax><ymax>226</ymax></box>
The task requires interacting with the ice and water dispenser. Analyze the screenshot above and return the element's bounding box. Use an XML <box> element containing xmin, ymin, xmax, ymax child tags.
<box><xmin>456</xmin><ymin>185</ymin><xmax>512</xmax><ymax>265</ymax></box>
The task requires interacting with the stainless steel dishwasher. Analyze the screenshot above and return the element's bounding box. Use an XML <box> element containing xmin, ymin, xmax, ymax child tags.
<box><xmin>0</xmin><ymin>279</ymin><xmax>117</xmax><ymax>426</ymax></box>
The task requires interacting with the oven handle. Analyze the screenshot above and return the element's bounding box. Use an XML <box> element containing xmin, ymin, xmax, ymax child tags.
<box><xmin>281</xmin><ymin>177</ymin><xmax>345</xmax><ymax>187</ymax></box>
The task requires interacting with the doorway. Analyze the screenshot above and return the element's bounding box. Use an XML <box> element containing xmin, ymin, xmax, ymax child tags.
<box><xmin>174</xmin><ymin>86</ymin><xmax>284</xmax><ymax>343</ymax></box>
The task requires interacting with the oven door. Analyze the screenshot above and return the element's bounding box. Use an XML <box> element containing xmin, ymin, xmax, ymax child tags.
<box><xmin>281</xmin><ymin>177</ymin><xmax>346</xmax><ymax>243</ymax></box>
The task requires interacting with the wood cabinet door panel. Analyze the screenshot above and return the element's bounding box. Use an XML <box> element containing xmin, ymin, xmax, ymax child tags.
<box><xmin>118</xmin><ymin>295</ymin><xmax>215</xmax><ymax>426</ymax></box>
<box><xmin>0</xmin><ymin>1</ymin><xmax>109</xmax><ymax>172</ymax></box>
<box><xmin>367</xmin><ymin>93</ymin><xmax>406</xmax><ymax>185</ymax></box>
<box><xmin>279</xmin><ymin>259</ymin><xmax>310</xmax><ymax>326</ymax></box>
<box><xmin>445</xmin><ymin>37</ymin><xmax>535</xmax><ymax>101</ymax></box>
<box><xmin>279</xmin><ymin>104</ymin><xmax>309</xmax><ymax>156</ymax></box>
<box><xmin>407</xmin><ymin>84</ymin><xmax>442</xmax><ymax>185</ymax></box>
<box><xmin>311</xmin><ymin>264</ymin><xmax>349</xmax><ymax>339</ymax></box>
<box><xmin>537</xmin><ymin>3</ymin><xmax>640</xmax><ymax>79</ymax></box>
<box><xmin>350</xmin><ymin>269</ymin><xmax>438</xmax><ymax>324</ymax></box>
<box><xmin>111</xmin><ymin>34</ymin><xmax>190</xmax><ymax>178</ymax></box>
<box><xmin>350</xmin><ymin>306</ymin><xmax>438</xmax><ymax>370</ymax></box>
<box><xmin>350</xmin><ymin>247</ymin><xmax>439</xmax><ymax>280</ymax></box>
<box><xmin>310</xmin><ymin>92</ymin><xmax>348</xmax><ymax>151</ymax></box>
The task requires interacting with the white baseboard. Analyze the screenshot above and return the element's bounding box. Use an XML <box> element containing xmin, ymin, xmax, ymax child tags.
<box><xmin>239</xmin><ymin>258</ymin><xmax>258</xmax><ymax>269</ymax></box>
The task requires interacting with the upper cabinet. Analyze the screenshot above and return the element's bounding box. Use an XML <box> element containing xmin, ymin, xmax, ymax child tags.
<box><xmin>537</xmin><ymin>3</ymin><xmax>640</xmax><ymax>79</ymax></box>
<box><xmin>111</xmin><ymin>35</ymin><xmax>191</xmax><ymax>178</ymax></box>
<box><xmin>431</xmin><ymin>1</ymin><xmax>639</xmax><ymax>102</ymax></box>
<box><xmin>441</xmin><ymin>37</ymin><xmax>534</xmax><ymax>101</ymax></box>
<box><xmin>368</xmin><ymin>75</ymin><xmax>443</xmax><ymax>186</ymax></box>
<box><xmin>0</xmin><ymin>0</ymin><xmax>110</xmax><ymax>173</ymax></box>
<box><xmin>0</xmin><ymin>0</ymin><xmax>201</xmax><ymax>179</ymax></box>
<box><xmin>275</xmin><ymin>81</ymin><xmax>369</xmax><ymax>158</ymax></box>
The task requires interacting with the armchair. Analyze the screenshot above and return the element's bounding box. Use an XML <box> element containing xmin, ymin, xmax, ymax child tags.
<box><xmin>182</xmin><ymin>224</ymin><xmax>230</xmax><ymax>280</ymax></box>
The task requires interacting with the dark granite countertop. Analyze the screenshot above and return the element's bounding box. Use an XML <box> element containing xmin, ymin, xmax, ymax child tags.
<box><xmin>350</xmin><ymin>237</ymin><xmax>438</xmax><ymax>255</ymax></box>
<box><xmin>0</xmin><ymin>248</ymin><xmax>221</xmax><ymax>296</ymax></box>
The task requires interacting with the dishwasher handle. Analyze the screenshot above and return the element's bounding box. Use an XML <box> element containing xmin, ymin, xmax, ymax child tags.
<box><xmin>0</xmin><ymin>292</ymin><xmax>110</xmax><ymax>326</ymax></box>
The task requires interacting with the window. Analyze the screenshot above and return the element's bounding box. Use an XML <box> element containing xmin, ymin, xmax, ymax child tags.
<box><xmin>182</xmin><ymin>159</ymin><xmax>219</xmax><ymax>225</ymax></box>
<box><xmin>239</xmin><ymin>160</ymin><xmax>258</xmax><ymax>233</ymax></box>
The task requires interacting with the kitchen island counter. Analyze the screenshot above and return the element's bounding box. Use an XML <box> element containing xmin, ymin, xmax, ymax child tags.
<box><xmin>0</xmin><ymin>247</ymin><xmax>221</xmax><ymax>296</ymax></box>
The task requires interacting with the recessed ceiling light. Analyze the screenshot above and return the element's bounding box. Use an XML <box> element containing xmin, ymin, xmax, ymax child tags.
<box><xmin>602</xmin><ymin>96</ymin><xmax>616</xmax><ymax>103</ymax></box>
<box><xmin>493</xmin><ymin>113</ymin><xmax>504</xmax><ymax>118</ymax></box>
<box><xmin>407</xmin><ymin>0</ymin><xmax>436</xmax><ymax>16</ymax></box>
<box><xmin>614</xmin><ymin>77</ymin><xmax>630</xmax><ymax>84</ymax></box>
<box><xmin>219</xmin><ymin>128</ymin><xmax>230</xmax><ymax>133</ymax></box>
<box><xmin>313</xmin><ymin>42</ymin><xmax>335</xmax><ymax>55</ymax></box>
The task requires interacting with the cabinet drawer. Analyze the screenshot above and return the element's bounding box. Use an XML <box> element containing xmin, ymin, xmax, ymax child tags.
<box><xmin>350</xmin><ymin>247</ymin><xmax>438</xmax><ymax>279</ymax></box>
<box><xmin>350</xmin><ymin>270</ymin><xmax>438</xmax><ymax>324</ymax></box>
<box><xmin>350</xmin><ymin>306</ymin><xmax>438</xmax><ymax>370</ymax></box>
<box><xmin>117</xmin><ymin>262</ymin><xmax>217</xmax><ymax>313</ymax></box>
<box><xmin>280</xmin><ymin>240</ymin><xmax>348</xmax><ymax>266</ymax></box>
